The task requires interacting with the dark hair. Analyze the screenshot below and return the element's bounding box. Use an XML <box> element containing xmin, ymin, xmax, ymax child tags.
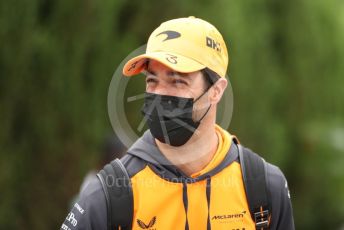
<box><xmin>201</xmin><ymin>68</ymin><xmax>220</xmax><ymax>89</ymax></box>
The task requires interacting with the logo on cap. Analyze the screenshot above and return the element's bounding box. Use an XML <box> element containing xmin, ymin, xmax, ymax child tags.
<box><xmin>165</xmin><ymin>54</ymin><xmax>178</xmax><ymax>64</ymax></box>
<box><xmin>156</xmin><ymin>30</ymin><xmax>181</xmax><ymax>41</ymax></box>
<box><xmin>206</xmin><ymin>36</ymin><xmax>221</xmax><ymax>52</ymax></box>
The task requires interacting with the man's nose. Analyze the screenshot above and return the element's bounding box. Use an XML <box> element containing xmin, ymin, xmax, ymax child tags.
<box><xmin>151</xmin><ymin>81</ymin><xmax>174</xmax><ymax>96</ymax></box>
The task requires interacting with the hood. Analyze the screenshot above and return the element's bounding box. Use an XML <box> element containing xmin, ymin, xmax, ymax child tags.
<box><xmin>127</xmin><ymin>130</ymin><xmax>239</xmax><ymax>183</ymax></box>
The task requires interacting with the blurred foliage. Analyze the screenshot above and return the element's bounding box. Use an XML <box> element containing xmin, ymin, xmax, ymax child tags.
<box><xmin>1</xmin><ymin>0</ymin><xmax>343</xmax><ymax>229</ymax></box>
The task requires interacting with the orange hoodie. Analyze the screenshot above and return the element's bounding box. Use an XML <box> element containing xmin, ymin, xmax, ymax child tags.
<box><xmin>129</xmin><ymin>125</ymin><xmax>255</xmax><ymax>230</ymax></box>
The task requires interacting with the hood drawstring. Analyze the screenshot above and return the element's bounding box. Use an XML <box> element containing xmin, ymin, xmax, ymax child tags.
<box><xmin>206</xmin><ymin>177</ymin><xmax>212</xmax><ymax>230</ymax></box>
<box><xmin>182</xmin><ymin>181</ymin><xmax>189</xmax><ymax>230</ymax></box>
<box><xmin>182</xmin><ymin>177</ymin><xmax>212</xmax><ymax>230</ymax></box>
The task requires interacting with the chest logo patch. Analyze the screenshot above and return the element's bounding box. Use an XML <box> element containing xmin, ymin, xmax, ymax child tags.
<box><xmin>137</xmin><ymin>216</ymin><xmax>157</xmax><ymax>229</ymax></box>
<box><xmin>212</xmin><ymin>210</ymin><xmax>247</xmax><ymax>221</ymax></box>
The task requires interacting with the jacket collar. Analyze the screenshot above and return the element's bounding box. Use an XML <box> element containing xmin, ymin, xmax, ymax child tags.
<box><xmin>127</xmin><ymin>130</ymin><xmax>239</xmax><ymax>182</ymax></box>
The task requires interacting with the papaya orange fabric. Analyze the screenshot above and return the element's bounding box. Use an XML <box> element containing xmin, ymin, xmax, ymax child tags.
<box><xmin>130</xmin><ymin>125</ymin><xmax>255</xmax><ymax>230</ymax></box>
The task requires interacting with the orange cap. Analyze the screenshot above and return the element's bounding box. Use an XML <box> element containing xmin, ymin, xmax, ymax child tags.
<box><xmin>122</xmin><ymin>17</ymin><xmax>229</xmax><ymax>78</ymax></box>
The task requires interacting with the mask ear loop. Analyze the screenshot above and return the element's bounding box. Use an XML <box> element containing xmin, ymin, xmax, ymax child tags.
<box><xmin>198</xmin><ymin>104</ymin><xmax>212</xmax><ymax>122</ymax></box>
<box><xmin>193</xmin><ymin>87</ymin><xmax>212</xmax><ymax>122</ymax></box>
<box><xmin>194</xmin><ymin>84</ymin><xmax>211</xmax><ymax>103</ymax></box>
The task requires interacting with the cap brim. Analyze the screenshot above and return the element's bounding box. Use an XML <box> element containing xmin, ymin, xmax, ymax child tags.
<box><xmin>122</xmin><ymin>51</ymin><xmax>206</xmax><ymax>77</ymax></box>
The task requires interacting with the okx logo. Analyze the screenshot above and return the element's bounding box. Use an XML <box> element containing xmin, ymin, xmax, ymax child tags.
<box><xmin>206</xmin><ymin>36</ymin><xmax>221</xmax><ymax>52</ymax></box>
<box><xmin>137</xmin><ymin>216</ymin><xmax>157</xmax><ymax>229</ymax></box>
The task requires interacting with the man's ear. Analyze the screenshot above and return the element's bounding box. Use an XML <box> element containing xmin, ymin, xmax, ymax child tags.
<box><xmin>209</xmin><ymin>78</ymin><xmax>228</xmax><ymax>104</ymax></box>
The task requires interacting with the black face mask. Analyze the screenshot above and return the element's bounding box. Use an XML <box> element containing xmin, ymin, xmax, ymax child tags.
<box><xmin>141</xmin><ymin>91</ymin><xmax>211</xmax><ymax>146</ymax></box>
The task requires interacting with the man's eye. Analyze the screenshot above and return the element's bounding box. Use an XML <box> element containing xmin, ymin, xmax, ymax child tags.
<box><xmin>146</xmin><ymin>78</ymin><xmax>157</xmax><ymax>83</ymax></box>
<box><xmin>174</xmin><ymin>79</ymin><xmax>187</xmax><ymax>85</ymax></box>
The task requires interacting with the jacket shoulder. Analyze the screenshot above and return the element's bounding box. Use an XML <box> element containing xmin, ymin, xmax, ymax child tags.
<box><xmin>239</xmin><ymin>145</ymin><xmax>295</xmax><ymax>229</ymax></box>
<box><xmin>60</xmin><ymin>176</ymin><xmax>107</xmax><ymax>230</ymax></box>
<box><xmin>264</xmin><ymin>162</ymin><xmax>295</xmax><ymax>230</ymax></box>
<box><xmin>120</xmin><ymin>153</ymin><xmax>148</xmax><ymax>178</ymax></box>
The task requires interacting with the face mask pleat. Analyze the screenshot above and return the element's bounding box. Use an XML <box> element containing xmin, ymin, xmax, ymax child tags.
<box><xmin>141</xmin><ymin>92</ymin><xmax>204</xmax><ymax>146</ymax></box>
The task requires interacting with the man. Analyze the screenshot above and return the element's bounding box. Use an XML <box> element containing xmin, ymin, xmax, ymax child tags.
<box><xmin>61</xmin><ymin>17</ymin><xmax>294</xmax><ymax>230</ymax></box>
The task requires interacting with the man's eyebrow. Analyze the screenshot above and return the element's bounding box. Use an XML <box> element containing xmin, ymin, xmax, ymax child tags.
<box><xmin>145</xmin><ymin>68</ymin><xmax>189</xmax><ymax>78</ymax></box>
<box><xmin>145</xmin><ymin>68</ymin><xmax>157</xmax><ymax>76</ymax></box>
<box><xmin>167</xmin><ymin>71</ymin><xmax>189</xmax><ymax>78</ymax></box>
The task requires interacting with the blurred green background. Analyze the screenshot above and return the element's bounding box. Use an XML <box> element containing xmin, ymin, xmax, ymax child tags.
<box><xmin>1</xmin><ymin>0</ymin><xmax>344</xmax><ymax>229</ymax></box>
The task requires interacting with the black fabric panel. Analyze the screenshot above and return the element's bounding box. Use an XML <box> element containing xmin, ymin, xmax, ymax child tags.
<box><xmin>97</xmin><ymin>170</ymin><xmax>111</xmax><ymax>230</ymax></box>
<box><xmin>265</xmin><ymin>162</ymin><xmax>295</xmax><ymax>229</ymax></box>
<box><xmin>97</xmin><ymin>159</ymin><xmax>133</xmax><ymax>230</ymax></box>
<box><xmin>238</xmin><ymin>144</ymin><xmax>269</xmax><ymax>229</ymax></box>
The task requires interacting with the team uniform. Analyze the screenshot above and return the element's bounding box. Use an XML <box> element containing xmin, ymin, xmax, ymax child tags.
<box><xmin>61</xmin><ymin>125</ymin><xmax>294</xmax><ymax>230</ymax></box>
